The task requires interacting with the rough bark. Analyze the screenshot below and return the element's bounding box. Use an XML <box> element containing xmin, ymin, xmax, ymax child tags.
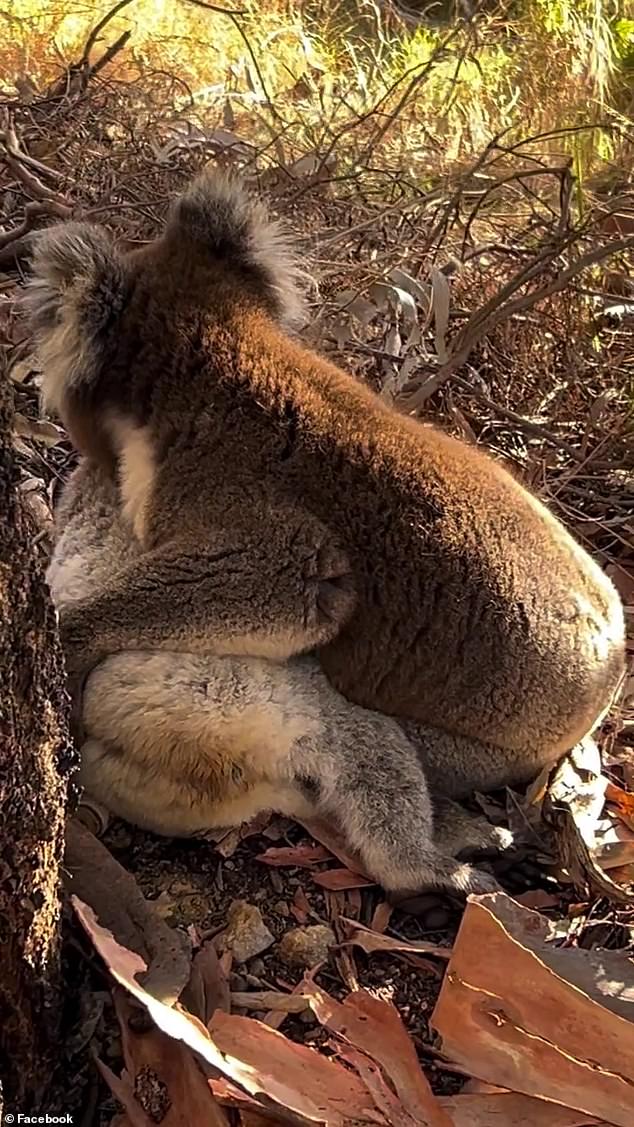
<box><xmin>0</xmin><ymin>355</ymin><xmax>74</xmax><ymax>1109</ymax></box>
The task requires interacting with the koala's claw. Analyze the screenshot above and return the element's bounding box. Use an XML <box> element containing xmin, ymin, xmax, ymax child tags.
<box><xmin>385</xmin><ymin>859</ymin><xmax>502</xmax><ymax>911</ymax></box>
<box><xmin>458</xmin><ymin>862</ymin><xmax>503</xmax><ymax>895</ymax></box>
<box><xmin>454</xmin><ymin>822</ymin><xmax>517</xmax><ymax>859</ymax></box>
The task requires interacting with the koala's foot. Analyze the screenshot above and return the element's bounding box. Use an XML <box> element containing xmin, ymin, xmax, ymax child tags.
<box><xmin>366</xmin><ymin>841</ymin><xmax>503</xmax><ymax>902</ymax></box>
<box><xmin>296</xmin><ymin>710</ymin><xmax>506</xmax><ymax>903</ymax></box>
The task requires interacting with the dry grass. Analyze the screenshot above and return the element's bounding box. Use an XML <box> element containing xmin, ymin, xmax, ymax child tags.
<box><xmin>1</xmin><ymin>0</ymin><xmax>633</xmax><ymax>178</ymax></box>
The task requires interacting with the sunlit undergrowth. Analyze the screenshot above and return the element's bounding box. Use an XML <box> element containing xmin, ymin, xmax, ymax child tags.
<box><xmin>1</xmin><ymin>0</ymin><xmax>632</xmax><ymax>184</ymax></box>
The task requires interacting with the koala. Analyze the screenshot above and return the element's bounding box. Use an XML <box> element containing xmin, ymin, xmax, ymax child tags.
<box><xmin>25</xmin><ymin>169</ymin><xmax>625</xmax><ymax>776</ymax></box>
<box><xmin>49</xmin><ymin>460</ymin><xmax>514</xmax><ymax>898</ymax></box>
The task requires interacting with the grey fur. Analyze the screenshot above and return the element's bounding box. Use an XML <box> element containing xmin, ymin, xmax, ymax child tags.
<box><xmin>23</xmin><ymin>222</ymin><xmax>127</xmax><ymax>416</ymax></box>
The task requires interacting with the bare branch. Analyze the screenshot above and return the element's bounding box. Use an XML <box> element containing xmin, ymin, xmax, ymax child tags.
<box><xmin>80</xmin><ymin>0</ymin><xmax>137</xmax><ymax>67</ymax></box>
<box><xmin>1</xmin><ymin>118</ymin><xmax>72</xmax><ymax>210</ymax></box>
<box><xmin>400</xmin><ymin>235</ymin><xmax>634</xmax><ymax>409</ymax></box>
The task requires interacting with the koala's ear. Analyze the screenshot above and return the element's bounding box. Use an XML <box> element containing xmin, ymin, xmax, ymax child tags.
<box><xmin>22</xmin><ymin>222</ymin><xmax>128</xmax><ymax>414</ymax></box>
<box><xmin>25</xmin><ymin>221</ymin><xmax>126</xmax><ymax>336</ymax></box>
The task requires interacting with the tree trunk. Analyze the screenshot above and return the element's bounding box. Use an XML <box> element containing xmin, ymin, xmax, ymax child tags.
<box><xmin>0</xmin><ymin>357</ymin><xmax>74</xmax><ymax>1109</ymax></box>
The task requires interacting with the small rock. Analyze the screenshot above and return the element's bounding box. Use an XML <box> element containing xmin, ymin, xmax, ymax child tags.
<box><xmin>273</xmin><ymin>899</ymin><xmax>290</xmax><ymax>917</ymax></box>
<box><xmin>248</xmin><ymin>958</ymin><xmax>266</xmax><ymax>977</ymax></box>
<box><xmin>278</xmin><ymin>925</ymin><xmax>335</xmax><ymax>968</ymax></box>
<box><xmin>220</xmin><ymin>900</ymin><xmax>274</xmax><ymax>964</ymax></box>
<box><xmin>229</xmin><ymin>972</ymin><xmax>247</xmax><ymax>992</ymax></box>
<box><xmin>245</xmin><ymin>972</ymin><xmax>265</xmax><ymax>988</ymax></box>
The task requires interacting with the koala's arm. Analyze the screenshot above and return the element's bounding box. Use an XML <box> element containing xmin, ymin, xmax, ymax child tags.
<box><xmin>60</xmin><ymin>522</ymin><xmax>355</xmax><ymax>681</ymax></box>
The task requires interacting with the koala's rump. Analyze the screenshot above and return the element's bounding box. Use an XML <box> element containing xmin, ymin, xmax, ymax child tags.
<box><xmin>318</xmin><ymin>461</ymin><xmax>624</xmax><ymax>756</ymax></box>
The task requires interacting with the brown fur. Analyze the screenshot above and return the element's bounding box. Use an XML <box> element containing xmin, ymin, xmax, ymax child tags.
<box><xmin>26</xmin><ymin>171</ymin><xmax>625</xmax><ymax>767</ymax></box>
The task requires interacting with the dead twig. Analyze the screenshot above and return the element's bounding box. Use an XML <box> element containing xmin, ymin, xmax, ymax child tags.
<box><xmin>182</xmin><ymin>0</ymin><xmax>278</xmax><ymax>122</ymax></box>
<box><xmin>89</xmin><ymin>31</ymin><xmax>133</xmax><ymax>80</ymax></box>
<box><xmin>0</xmin><ymin>200</ymin><xmax>73</xmax><ymax>264</ymax></box>
<box><xmin>1</xmin><ymin>116</ymin><xmax>73</xmax><ymax>211</ymax></box>
<box><xmin>230</xmin><ymin>991</ymin><xmax>311</xmax><ymax>1013</ymax></box>
<box><xmin>448</xmin><ymin>373</ymin><xmax>586</xmax><ymax>461</ymax></box>
<box><xmin>400</xmin><ymin>235</ymin><xmax>634</xmax><ymax>408</ymax></box>
<box><xmin>2</xmin><ymin>119</ymin><xmax>64</xmax><ymax>181</ymax></box>
<box><xmin>80</xmin><ymin>0</ymin><xmax>137</xmax><ymax>68</ymax></box>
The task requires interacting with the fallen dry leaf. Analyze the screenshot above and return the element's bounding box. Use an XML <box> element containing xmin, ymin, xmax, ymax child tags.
<box><xmin>312</xmin><ymin>867</ymin><xmax>374</xmax><ymax>890</ymax></box>
<box><xmin>341</xmin><ymin>918</ymin><xmax>452</xmax><ymax>961</ymax></box>
<box><xmin>180</xmin><ymin>940</ymin><xmax>230</xmax><ymax>1026</ymax></box>
<box><xmin>604</xmin><ymin>862</ymin><xmax>634</xmax><ymax>885</ymax></box>
<box><xmin>13</xmin><ymin>410</ymin><xmax>65</xmax><ymax>445</ymax></box>
<box><xmin>113</xmin><ymin>989</ymin><xmax>230</xmax><ymax>1125</ymax></box>
<box><xmin>370</xmin><ymin>901</ymin><xmax>394</xmax><ymax>934</ymax></box>
<box><xmin>74</xmin><ymin>898</ymin><xmax>395</xmax><ymax>1124</ymax></box>
<box><xmin>593</xmin><ymin>815</ymin><xmax>634</xmax><ymax>870</ymax></box>
<box><xmin>65</xmin><ymin>819</ymin><xmax>191</xmax><ymax>1004</ymax></box>
<box><xmin>547</xmin><ymin>740</ymin><xmax>606</xmax><ymax>846</ymax></box>
<box><xmin>304</xmin><ymin>982</ymin><xmax>452</xmax><ymax>1127</ymax></box>
<box><xmin>231</xmin><ymin>990</ymin><xmax>311</xmax><ymax>1014</ymax></box>
<box><xmin>256</xmin><ymin>843</ymin><xmax>332</xmax><ymax>868</ymax></box>
<box><xmin>213</xmin><ymin>811</ymin><xmax>273</xmax><ymax>858</ymax></box>
<box><xmin>291</xmin><ymin>885</ymin><xmax>311</xmax><ymax>924</ymax></box>
<box><xmin>336</xmin><ymin>1044</ymin><xmax>425</xmax><ymax>1125</ymax></box>
<box><xmin>297</xmin><ymin>817</ymin><xmax>371</xmax><ymax>876</ymax></box>
<box><xmin>438</xmin><ymin>1091</ymin><xmax>604</xmax><ymax>1126</ymax></box>
<box><xmin>432</xmin><ymin>891</ymin><xmax>634</xmax><ymax>1126</ymax></box>
<box><xmin>208</xmin><ymin>1010</ymin><xmax>390</xmax><ymax>1124</ymax></box>
<box><xmin>238</xmin><ymin>1112</ymin><xmax>281</xmax><ymax>1127</ymax></box>
<box><xmin>543</xmin><ymin>744</ymin><xmax>634</xmax><ymax>903</ymax></box>
<box><xmin>515</xmin><ymin>889</ymin><xmax>559</xmax><ymax>910</ymax></box>
<box><xmin>263</xmin><ymin>977</ymin><xmax>313</xmax><ymax>1030</ymax></box>
<box><xmin>95</xmin><ymin>1059</ymin><xmax>154</xmax><ymax>1127</ymax></box>
<box><xmin>606</xmin><ymin>781</ymin><xmax>634</xmax><ymax>832</ymax></box>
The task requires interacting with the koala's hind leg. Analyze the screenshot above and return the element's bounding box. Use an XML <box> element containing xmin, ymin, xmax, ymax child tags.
<box><xmin>78</xmin><ymin>651</ymin><xmax>318</xmax><ymax>838</ymax></box>
<box><xmin>289</xmin><ymin>667</ymin><xmax>502</xmax><ymax>897</ymax></box>
<box><xmin>79</xmin><ymin>650</ymin><xmax>500</xmax><ymax>897</ymax></box>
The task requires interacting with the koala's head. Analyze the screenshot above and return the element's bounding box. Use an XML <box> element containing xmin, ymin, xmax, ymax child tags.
<box><xmin>23</xmin><ymin>222</ymin><xmax>129</xmax><ymax>417</ymax></box>
<box><xmin>23</xmin><ymin>171</ymin><xmax>309</xmax><ymax>420</ymax></box>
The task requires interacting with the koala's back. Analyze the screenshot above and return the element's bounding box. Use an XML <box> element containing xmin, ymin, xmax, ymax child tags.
<box><xmin>142</xmin><ymin>316</ymin><xmax>625</xmax><ymax>757</ymax></box>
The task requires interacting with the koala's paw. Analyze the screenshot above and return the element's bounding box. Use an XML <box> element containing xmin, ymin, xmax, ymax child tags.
<box><xmin>308</xmin><ymin>541</ymin><xmax>356</xmax><ymax>629</ymax></box>
<box><xmin>385</xmin><ymin>859</ymin><xmax>502</xmax><ymax>909</ymax></box>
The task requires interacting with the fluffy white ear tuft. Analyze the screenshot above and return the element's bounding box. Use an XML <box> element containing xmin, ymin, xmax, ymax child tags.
<box><xmin>168</xmin><ymin>170</ymin><xmax>309</xmax><ymax>330</ymax></box>
<box><xmin>22</xmin><ymin>222</ymin><xmax>127</xmax><ymax>415</ymax></box>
